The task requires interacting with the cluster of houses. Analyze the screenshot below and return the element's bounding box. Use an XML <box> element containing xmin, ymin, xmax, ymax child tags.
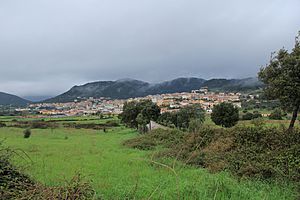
<box><xmin>130</xmin><ymin>87</ymin><xmax>241</xmax><ymax>113</ymax></box>
<box><xmin>29</xmin><ymin>98</ymin><xmax>125</xmax><ymax>116</ymax></box>
<box><xmin>28</xmin><ymin>87</ymin><xmax>242</xmax><ymax>117</ymax></box>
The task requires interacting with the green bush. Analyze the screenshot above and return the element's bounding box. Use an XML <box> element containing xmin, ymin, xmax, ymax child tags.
<box><xmin>125</xmin><ymin>125</ymin><xmax>300</xmax><ymax>182</ymax></box>
<box><xmin>0</xmin><ymin>122</ymin><xmax>6</xmax><ymax>127</ymax></box>
<box><xmin>0</xmin><ymin>142</ymin><xmax>34</xmax><ymax>199</ymax></box>
<box><xmin>269</xmin><ymin>108</ymin><xmax>283</xmax><ymax>120</ymax></box>
<box><xmin>23</xmin><ymin>129</ymin><xmax>31</xmax><ymax>139</ymax></box>
<box><xmin>242</xmin><ymin>112</ymin><xmax>254</xmax><ymax>120</ymax></box>
<box><xmin>211</xmin><ymin>102</ymin><xmax>239</xmax><ymax>128</ymax></box>
<box><xmin>0</xmin><ymin>142</ymin><xmax>96</xmax><ymax>199</ymax></box>
<box><xmin>123</xmin><ymin>129</ymin><xmax>184</xmax><ymax>150</ymax></box>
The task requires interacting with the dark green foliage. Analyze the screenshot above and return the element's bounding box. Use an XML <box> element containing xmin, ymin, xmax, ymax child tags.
<box><xmin>157</xmin><ymin>104</ymin><xmax>205</xmax><ymax>129</ymax></box>
<box><xmin>258</xmin><ymin>32</ymin><xmax>300</xmax><ymax>129</ymax></box>
<box><xmin>228</xmin><ymin>126</ymin><xmax>300</xmax><ymax>181</ymax></box>
<box><xmin>23</xmin><ymin>129</ymin><xmax>31</xmax><ymax>138</ymax></box>
<box><xmin>125</xmin><ymin>126</ymin><xmax>300</xmax><ymax>183</ymax></box>
<box><xmin>120</xmin><ymin>100</ymin><xmax>160</xmax><ymax>129</ymax></box>
<box><xmin>269</xmin><ymin>108</ymin><xmax>283</xmax><ymax>120</ymax></box>
<box><xmin>0</xmin><ymin>122</ymin><xmax>6</xmax><ymax>127</ymax></box>
<box><xmin>242</xmin><ymin>112</ymin><xmax>254</xmax><ymax>120</ymax></box>
<box><xmin>211</xmin><ymin>102</ymin><xmax>239</xmax><ymax>128</ymax></box>
<box><xmin>30</xmin><ymin>121</ymin><xmax>59</xmax><ymax>129</ymax></box>
<box><xmin>176</xmin><ymin>104</ymin><xmax>205</xmax><ymax>129</ymax></box>
<box><xmin>0</xmin><ymin>142</ymin><xmax>34</xmax><ymax>199</ymax></box>
<box><xmin>241</xmin><ymin>99</ymin><xmax>280</xmax><ymax>110</ymax></box>
<box><xmin>20</xmin><ymin>174</ymin><xmax>96</xmax><ymax>200</ymax></box>
<box><xmin>241</xmin><ymin>111</ymin><xmax>262</xmax><ymax>120</ymax></box>
<box><xmin>157</xmin><ymin>112</ymin><xmax>177</xmax><ymax>127</ymax></box>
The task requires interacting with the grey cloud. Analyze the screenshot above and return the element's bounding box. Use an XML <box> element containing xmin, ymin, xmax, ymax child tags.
<box><xmin>0</xmin><ymin>0</ymin><xmax>299</xmax><ymax>96</ymax></box>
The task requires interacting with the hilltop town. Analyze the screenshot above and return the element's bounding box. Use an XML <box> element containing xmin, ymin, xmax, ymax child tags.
<box><xmin>26</xmin><ymin>87</ymin><xmax>243</xmax><ymax>117</ymax></box>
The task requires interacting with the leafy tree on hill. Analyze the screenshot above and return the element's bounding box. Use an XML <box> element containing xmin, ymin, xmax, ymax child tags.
<box><xmin>157</xmin><ymin>104</ymin><xmax>205</xmax><ymax>129</ymax></box>
<box><xmin>211</xmin><ymin>102</ymin><xmax>239</xmax><ymax>128</ymax></box>
<box><xmin>176</xmin><ymin>104</ymin><xmax>205</xmax><ymax>129</ymax></box>
<box><xmin>258</xmin><ymin>32</ymin><xmax>300</xmax><ymax>130</ymax></box>
<box><xmin>120</xmin><ymin>100</ymin><xmax>160</xmax><ymax>129</ymax></box>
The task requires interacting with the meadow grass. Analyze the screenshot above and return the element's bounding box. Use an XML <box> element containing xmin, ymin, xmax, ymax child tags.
<box><xmin>0</xmin><ymin>124</ymin><xmax>298</xmax><ymax>199</ymax></box>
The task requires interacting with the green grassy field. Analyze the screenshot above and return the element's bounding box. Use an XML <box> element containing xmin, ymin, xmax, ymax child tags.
<box><xmin>0</xmin><ymin>119</ymin><xmax>298</xmax><ymax>199</ymax></box>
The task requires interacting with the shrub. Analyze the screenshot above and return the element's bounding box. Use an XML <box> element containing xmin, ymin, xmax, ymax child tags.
<box><xmin>23</xmin><ymin>129</ymin><xmax>31</xmax><ymax>138</ymax></box>
<box><xmin>20</xmin><ymin>174</ymin><xmax>96</xmax><ymax>200</ymax></box>
<box><xmin>30</xmin><ymin>121</ymin><xmax>58</xmax><ymax>129</ymax></box>
<box><xmin>242</xmin><ymin>112</ymin><xmax>254</xmax><ymax>120</ymax></box>
<box><xmin>242</xmin><ymin>111</ymin><xmax>262</xmax><ymax>120</ymax></box>
<box><xmin>0</xmin><ymin>122</ymin><xmax>6</xmax><ymax>127</ymax></box>
<box><xmin>269</xmin><ymin>108</ymin><xmax>283</xmax><ymax>120</ymax></box>
<box><xmin>0</xmin><ymin>142</ymin><xmax>34</xmax><ymax>199</ymax></box>
<box><xmin>125</xmin><ymin>125</ymin><xmax>300</xmax><ymax>182</ymax></box>
<box><xmin>123</xmin><ymin>129</ymin><xmax>184</xmax><ymax>150</ymax></box>
<box><xmin>0</xmin><ymin>142</ymin><xmax>96</xmax><ymax>199</ymax></box>
<box><xmin>211</xmin><ymin>102</ymin><xmax>239</xmax><ymax>127</ymax></box>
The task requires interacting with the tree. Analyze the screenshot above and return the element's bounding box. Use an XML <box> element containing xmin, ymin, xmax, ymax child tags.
<box><xmin>258</xmin><ymin>32</ymin><xmax>300</xmax><ymax>130</ymax></box>
<box><xmin>157</xmin><ymin>112</ymin><xmax>176</xmax><ymax>127</ymax></box>
<box><xmin>176</xmin><ymin>104</ymin><xmax>205</xmax><ymax>129</ymax></box>
<box><xmin>120</xmin><ymin>100</ymin><xmax>161</xmax><ymax>129</ymax></box>
<box><xmin>211</xmin><ymin>102</ymin><xmax>239</xmax><ymax>128</ymax></box>
<box><xmin>136</xmin><ymin>113</ymin><xmax>148</xmax><ymax>133</ymax></box>
<box><xmin>23</xmin><ymin>129</ymin><xmax>31</xmax><ymax>138</ymax></box>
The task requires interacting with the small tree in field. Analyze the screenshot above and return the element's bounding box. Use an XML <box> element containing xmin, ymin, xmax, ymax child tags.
<box><xmin>211</xmin><ymin>102</ymin><xmax>239</xmax><ymax>128</ymax></box>
<box><xmin>23</xmin><ymin>129</ymin><xmax>31</xmax><ymax>138</ymax></box>
<box><xmin>258</xmin><ymin>32</ymin><xmax>300</xmax><ymax>130</ymax></box>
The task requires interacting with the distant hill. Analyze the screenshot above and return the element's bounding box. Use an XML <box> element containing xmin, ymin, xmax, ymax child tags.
<box><xmin>22</xmin><ymin>95</ymin><xmax>53</xmax><ymax>102</ymax></box>
<box><xmin>45</xmin><ymin>77</ymin><xmax>263</xmax><ymax>103</ymax></box>
<box><xmin>0</xmin><ymin>92</ymin><xmax>31</xmax><ymax>106</ymax></box>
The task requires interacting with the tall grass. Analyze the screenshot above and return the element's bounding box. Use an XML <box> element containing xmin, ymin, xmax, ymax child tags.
<box><xmin>0</xmin><ymin>125</ymin><xmax>297</xmax><ymax>199</ymax></box>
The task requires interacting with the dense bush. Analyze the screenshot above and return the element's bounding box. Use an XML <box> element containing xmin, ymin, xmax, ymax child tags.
<box><xmin>124</xmin><ymin>125</ymin><xmax>300</xmax><ymax>182</ymax></box>
<box><xmin>123</xmin><ymin>129</ymin><xmax>184</xmax><ymax>150</ymax></box>
<box><xmin>269</xmin><ymin>108</ymin><xmax>284</xmax><ymax>120</ymax></box>
<box><xmin>23</xmin><ymin>129</ymin><xmax>31</xmax><ymax>138</ymax></box>
<box><xmin>241</xmin><ymin>111</ymin><xmax>262</xmax><ymax>120</ymax></box>
<box><xmin>0</xmin><ymin>142</ymin><xmax>34</xmax><ymax>199</ymax></box>
<box><xmin>120</xmin><ymin>100</ymin><xmax>160</xmax><ymax>128</ymax></box>
<box><xmin>241</xmin><ymin>112</ymin><xmax>254</xmax><ymax>120</ymax></box>
<box><xmin>211</xmin><ymin>102</ymin><xmax>239</xmax><ymax>127</ymax></box>
<box><xmin>0</xmin><ymin>122</ymin><xmax>6</xmax><ymax>127</ymax></box>
<box><xmin>157</xmin><ymin>104</ymin><xmax>205</xmax><ymax>130</ymax></box>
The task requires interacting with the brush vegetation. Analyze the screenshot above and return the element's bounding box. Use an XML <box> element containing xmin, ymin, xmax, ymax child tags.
<box><xmin>0</xmin><ymin>116</ymin><xmax>298</xmax><ymax>199</ymax></box>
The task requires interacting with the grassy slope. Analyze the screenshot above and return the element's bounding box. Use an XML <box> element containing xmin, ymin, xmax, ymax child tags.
<box><xmin>0</xmin><ymin>125</ymin><xmax>297</xmax><ymax>199</ymax></box>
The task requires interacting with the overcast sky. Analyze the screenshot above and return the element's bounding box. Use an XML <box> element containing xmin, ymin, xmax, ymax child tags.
<box><xmin>0</xmin><ymin>0</ymin><xmax>299</xmax><ymax>97</ymax></box>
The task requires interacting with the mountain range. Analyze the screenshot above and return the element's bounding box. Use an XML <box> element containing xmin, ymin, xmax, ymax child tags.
<box><xmin>0</xmin><ymin>92</ymin><xmax>31</xmax><ymax>106</ymax></box>
<box><xmin>45</xmin><ymin>77</ymin><xmax>263</xmax><ymax>103</ymax></box>
<box><xmin>0</xmin><ymin>77</ymin><xmax>263</xmax><ymax>106</ymax></box>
